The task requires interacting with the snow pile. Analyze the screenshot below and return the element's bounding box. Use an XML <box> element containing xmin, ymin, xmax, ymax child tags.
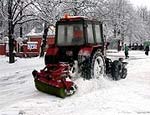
<box><xmin>1</xmin><ymin>51</ymin><xmax>150</xmax><ymax>115</ymax></box>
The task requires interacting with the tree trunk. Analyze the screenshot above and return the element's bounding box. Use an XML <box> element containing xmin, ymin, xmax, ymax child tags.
<box><xmin>20</xmin><ymin>1</ymin><xmax>23</xmax><ymax>38</ymax></box>
<box><xmin>40</xmin><ymin>23</ymin><xmax>48</xmax><ymax>57</ymax></box>
<box><xmin>8</xmin><ymin>0</ymin><xmax>15</xmax><ymax>63</ymax></box>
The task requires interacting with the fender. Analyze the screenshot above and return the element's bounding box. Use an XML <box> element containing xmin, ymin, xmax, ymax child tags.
<box><xmin>46</xmin><ymin>46</ymin><xmax>59</xmax><ymax>56</ymax></box>
<box><xmin>45</xmin><ymin>46</ymin><xmax>59</xmax><ymax>65</ymax></box>
<box><xmin>78</xmin><ymin>45</ymin><xmax>103</xmax><ymax>56</ymax></box>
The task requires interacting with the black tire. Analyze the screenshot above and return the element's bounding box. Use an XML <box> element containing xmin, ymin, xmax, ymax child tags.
<box><xmin>111</xmin><ymin>60</ymin><xmax>122</xmax><ymax>80</ymax></box>
<box><xmin>79</xmin><ymin>50</ymin><xmax>105</xmax><ymax>79</ymax></box>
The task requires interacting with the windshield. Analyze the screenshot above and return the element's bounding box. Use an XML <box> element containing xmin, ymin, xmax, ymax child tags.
<box><xmin>57</xmin><ymin>24</ymin><xmax>84</xmax><ymax>45</ymax></box>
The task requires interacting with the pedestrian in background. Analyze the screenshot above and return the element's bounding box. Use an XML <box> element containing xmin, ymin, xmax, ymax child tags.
<box><xmin>145</xmin><ymin>45</ymin><xmax>149</xmax><ymax>56</ymax></box>
<box><xmin>124</xmin><ymin>44</ymin><xmax>129</xmax><ymax>59</ymax></box>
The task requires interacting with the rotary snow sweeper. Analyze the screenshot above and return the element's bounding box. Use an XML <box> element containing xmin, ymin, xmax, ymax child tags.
<box><xmin>32</xmin><ymin>15</ymin><xmax>127</xmax><ymax>98</ymax></box>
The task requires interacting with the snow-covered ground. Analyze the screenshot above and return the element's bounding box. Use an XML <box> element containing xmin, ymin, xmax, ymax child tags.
<box><xmin>1</xmin><ymin>51</ymin><xmax>150</xmax><ymax>115</ymax></box>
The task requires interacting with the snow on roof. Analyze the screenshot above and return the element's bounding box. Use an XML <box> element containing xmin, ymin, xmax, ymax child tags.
<box><xmin>26</xmin><ymin>26</ymin><xmax>55</xmax><ymax>37</ymax></box>
<box><xmin>26</xmin><ymin>28</ymin><xmax>42</xmax><ymax>37</ymax></box>
<box><xmin>0</xmin><ymin>36</ymin><xmax>9</xmax><ymax>43</ymax></box>
<box><xmin>3</xmin><ymin>36</ymin><xmax>9</xmax><ymax>41</ymax></box>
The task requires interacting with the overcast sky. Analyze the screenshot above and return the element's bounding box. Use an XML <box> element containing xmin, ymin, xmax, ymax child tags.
<box><xmin>129</xmin><ymin>0</ymin><xmax>150</xmax><ymax>10</ymax></box>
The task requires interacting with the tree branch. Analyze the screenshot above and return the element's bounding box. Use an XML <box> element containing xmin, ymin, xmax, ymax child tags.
<box><xmin>0</xmin><ymin>0</ymin><xmax>8</xmax><ymax>19</ymax></box>
<box><xmin>12</xmin><ymin>0</ymin><xmax>20</xmax><ymax>18</ymax></box>
<box><xmin>13</xmin><ymin>14</ymin><xmax>37</xmax><ymax>25</ymax></box>
<box><xmin>13</xmin><ymin>1</ymin><xmax>33</xmax><ymax>22</ymax></box>
<box><xmin>14</xmin><ymin>18</ymin><xmax>39</xmax><ymax>25</ymax></box>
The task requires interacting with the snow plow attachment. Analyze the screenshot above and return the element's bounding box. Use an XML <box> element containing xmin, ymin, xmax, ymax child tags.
<box><xmin>32</xmin><ymin>63</ymin><xmax>77</xmax><ymax>98</ymax></box>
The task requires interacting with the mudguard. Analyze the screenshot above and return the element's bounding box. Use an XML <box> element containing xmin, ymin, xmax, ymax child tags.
<box><xmin>46</xmin><ymin>46</ymin><xmax>59</xmax><ymax>56</ymax></box>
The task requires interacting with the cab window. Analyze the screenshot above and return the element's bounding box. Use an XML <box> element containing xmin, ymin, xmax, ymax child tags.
<box><xmin>87</xmin><ymin>24</ymin><xmax>94</xmax><ymax>43</ymax></box>
<box><xmin>57</xmin><ymin>24</ymin><xmax>84</xmax><ymax>45</ymax></box>
<box><xmin>95</xmin><ymin>25</ymin><xmax>102</xmax><ymax>43</ymax></box>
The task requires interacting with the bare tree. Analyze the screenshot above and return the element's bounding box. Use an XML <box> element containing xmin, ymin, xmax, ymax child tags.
<box><xmin>32</xmin><ymin>0</ymin><xmax>63</xmax><ymax>25</ymax></box>
<box><xmin>2</xmin><ymin>0</ymin><xmax>38</xmax><ymax>63</ymax></box>
<box><xmin>32</xmin><ymin>0</ymin><xmax>63</xmax><ymax>57</ymax></box>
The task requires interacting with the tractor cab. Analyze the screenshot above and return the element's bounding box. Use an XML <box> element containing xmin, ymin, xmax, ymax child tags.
<box><xmin>56</xmin><ymin>16</ymin><xmax>104</xmax><ymax>47</ymax></box>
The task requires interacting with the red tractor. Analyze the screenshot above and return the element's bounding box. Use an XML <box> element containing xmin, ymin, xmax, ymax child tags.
<box><xmin>32</xmin><ymin>16</ymin><xmax>127</xmax><ymax>98</ymax></box>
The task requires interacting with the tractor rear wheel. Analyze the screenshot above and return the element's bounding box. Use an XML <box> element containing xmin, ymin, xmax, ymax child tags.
<box><xmin>80</xmin><ymin>50</ymin><xmax>105</xmax><ymax>79</ymax></box>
